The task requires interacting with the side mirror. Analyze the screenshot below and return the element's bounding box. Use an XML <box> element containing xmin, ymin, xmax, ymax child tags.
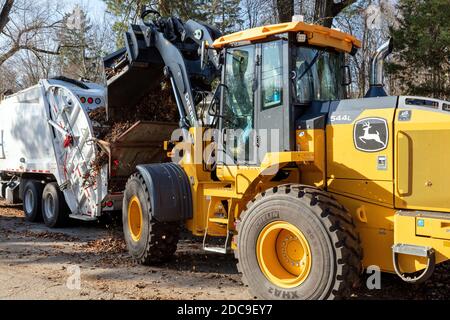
<box><xmin>200</xmin><ymin>40</ymin><xmax>209</xmax><ymax>70</ymax></box>
<box><xmin>342</xmin><ymin>65</ymin><xmax>352</xmax><ymax>86</ymax></box>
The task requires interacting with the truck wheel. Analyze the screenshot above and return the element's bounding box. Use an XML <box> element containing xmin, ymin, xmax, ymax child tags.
<box><xmin>42</xmin><ymin>182</ymin><xmax>70</xmax><ymax>228</ymax></box>
<box><xmin>123</xmin><ymin>172</ymin><xmax>180</xmax><ymax>264</ymax></box>
<box><xmin>236</xmin><ymin>185</ymin><xmax>362</xmax><ymax>300</ymax></box>
<box><xmin>23</xmin><ymin>180</ymin><xmax>44</xmax><ymax>222</ymax></box>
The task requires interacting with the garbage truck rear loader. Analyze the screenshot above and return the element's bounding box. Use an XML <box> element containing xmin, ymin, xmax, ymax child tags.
<box><xmin>0</xmin><ymin>78</ymin><xmax>175</xmax><ymax>227</ymax></box>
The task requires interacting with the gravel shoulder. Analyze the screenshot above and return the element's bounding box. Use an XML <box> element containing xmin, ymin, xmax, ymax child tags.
<box><xmin>0</xmin><ymin>200</ymin><xmax>449</xmax><ymax>300</ymax></box>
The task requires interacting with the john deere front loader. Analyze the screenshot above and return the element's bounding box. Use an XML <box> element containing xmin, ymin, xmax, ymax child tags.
<box><xmin>106</xmin><ymin>10</ymin><xmax>450</xmax><ymax>299</ymax></box>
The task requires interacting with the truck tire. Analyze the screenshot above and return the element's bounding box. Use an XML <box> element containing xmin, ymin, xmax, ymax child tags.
<box><xmin>123</xmin><ymin>172</ymin><xmax>180</xmax><ymax>264</ymax></box>
<box><xmin>236</xmin><ymin>184</ymin><xmax>362</xmax><ymax>300</ymax></box>
<box><xmin>23</xmin><ymin>180</ymin><xmax>44</xmax><ymax>222</ymax></box>
<box><xmin>42</xmin><ymin>182</ymin><xmax>70</xmax><ymax>228</ymax></box>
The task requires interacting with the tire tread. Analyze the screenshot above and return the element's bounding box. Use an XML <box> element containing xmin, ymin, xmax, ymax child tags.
<box><xmin>125</xmin><ymin>173</ymin><xmax>180</xmax><ymax>265</ymax></box>
<box><xmin>237</xmin><ymin>184</ymin><xmax>363</xmax><ymax>300</ymax></box>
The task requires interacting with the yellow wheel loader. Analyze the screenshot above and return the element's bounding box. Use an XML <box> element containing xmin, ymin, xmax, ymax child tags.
<box><xmin>104</xmin><ymin>10</ymin><xmax>450</xmax><ymax>299</ymax></box>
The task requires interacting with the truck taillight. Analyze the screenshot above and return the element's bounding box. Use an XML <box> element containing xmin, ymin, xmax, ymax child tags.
<box><xmin>87</xmin><ymin>97</ymin><xmax>94</xmax><ymax>104</ymax></box>
<box><xmin>80</xmin><ymin>97</ymin><xmax>86</xmax><ymax>103</ymax></box>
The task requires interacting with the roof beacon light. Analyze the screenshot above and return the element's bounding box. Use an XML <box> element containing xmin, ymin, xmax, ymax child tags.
<box><xmin>292</xmin><ymin>15</ymin><xmax>304</xmax><ymax>23</ymax></box>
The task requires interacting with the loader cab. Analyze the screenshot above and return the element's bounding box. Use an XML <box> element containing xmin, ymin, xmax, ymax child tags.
<box><xmin>215</xmin><ymin>34</ymin><xmax>349</xmax><ymax>166</ymax></box>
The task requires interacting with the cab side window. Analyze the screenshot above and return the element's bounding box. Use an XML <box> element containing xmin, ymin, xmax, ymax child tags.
<box><xmin>223</xmin><ymin>45</ymin><xmax>256</xmax><ymax>162</ymax></box>
<box><xmin>261</xmin><ymin>41</ymin><xmax>283</xmax><ymax>110</ymax></box>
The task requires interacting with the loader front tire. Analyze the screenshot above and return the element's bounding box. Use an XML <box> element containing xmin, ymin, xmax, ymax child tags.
<box><xmin>23</xmin><ymin>180</ymin><xmax>44</xmax><ymax>222</ymax></box>
<box><xmin>123</xmin><ymin>172</ymin><xmax>179</xmax><ymax>265</ymax></box>
<box><xmin>42</xmin><ymin>182</ymin><xmax>70</xmax><ymax>228</ymax></box>
<box><xmin>236</xmin><ymin>185</ymin><xmax>362</xmax><ymax>300</ymax></box>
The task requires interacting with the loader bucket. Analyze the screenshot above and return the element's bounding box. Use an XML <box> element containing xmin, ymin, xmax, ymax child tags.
<box><xmin>100</xmin><ymin>121</ymin><xmax>178</xmax><ymax>191</ymax></box>
<box><xmin>103</xmin><ymin>47</ymin><xmax>165</xmax><ymax>122</ymax></box>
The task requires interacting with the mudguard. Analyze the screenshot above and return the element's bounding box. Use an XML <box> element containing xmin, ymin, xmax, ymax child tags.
<box><xmin>136</xmin><ymin>163</ymin><xmax>193</xmax><ymax>222</ymax></box>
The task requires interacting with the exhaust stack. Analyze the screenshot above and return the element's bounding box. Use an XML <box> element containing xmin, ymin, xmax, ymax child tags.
<box><xmin>365</xmin><ymin>38</ymin><xmax>394</xmax><ymax>98</ymax></box>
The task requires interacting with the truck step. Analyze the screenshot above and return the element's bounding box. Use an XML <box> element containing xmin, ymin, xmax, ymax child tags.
<box><xmin>69</xmin><ymin>214</ymin><xmax>97</xmax><ymax>221</ymax></box>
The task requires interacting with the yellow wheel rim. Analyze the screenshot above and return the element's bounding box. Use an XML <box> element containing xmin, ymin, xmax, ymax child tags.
<box><xmin>128</xmin><ymin>196</ymin><xmax>143</xmax><ymax>242</ymax></box>
<box><xmin>256</xmin><ymin>221</ymin><xmax>312</xmax><ymax>288</ymax></box>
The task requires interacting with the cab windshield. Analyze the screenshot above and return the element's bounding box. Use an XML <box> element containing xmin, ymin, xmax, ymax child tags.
<box><xmin>293</xmin><ymin>46</ymin><xmax>345</xmax><ymax>103</ymax></box>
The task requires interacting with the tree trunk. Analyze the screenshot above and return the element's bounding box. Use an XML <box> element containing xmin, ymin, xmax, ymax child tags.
<box><xmin>0</xmin><ymin>0</ymin><xmax>14</xmax><ymax>34</ymax></box>
<box><xmin>277</xmin><ymin>0</ymin><xmax>294</xmax><ymax>23</ymax></box>
<box><xmin>314</xmin><ymin>0</ymin><xmax>356</xmax><ymax>28</ymax></box>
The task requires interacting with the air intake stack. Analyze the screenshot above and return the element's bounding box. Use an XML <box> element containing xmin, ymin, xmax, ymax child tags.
<box><xmin>365</xmin><ymin>38</ymin><xmax>394</xmax><ymax>98</ymax></box>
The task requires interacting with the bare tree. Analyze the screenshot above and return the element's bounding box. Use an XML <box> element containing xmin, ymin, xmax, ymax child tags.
<box><xmin>242</xmin><ymin>0</ymin><xmax>260</xmax><ymax>27</ymax></box>
<box><xmin>0</xmin><ymin>0</ymin><xmax>63</xmax><ymax>68</ymax></box>
<box><xmin>0</xmin><ymin>64</ymin><xmax>19</xmax><ymax>93</ymax></box>
<box><xmin>241</xmin><ymin>0</ymin><xmax>275</xmax><ymax>28</ymax></box>
<box><xmin>0</xmin><ymin>0</ymin><xmax>115</xmax><ymax>92</ymax></box>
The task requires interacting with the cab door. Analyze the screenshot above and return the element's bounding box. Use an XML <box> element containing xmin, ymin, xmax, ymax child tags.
<box><xmin>217</xmin><ymin>44</ymin><xmax>257</xmax><ymax>167</ymax></box>
<box><xmin>217</xmin><ymin>40</ymin><xmax>290</xmax><ymax>169</ymax></box>
<box><xmin>326</xmin><ymin>96</ymin><xmax>398</xmax><ymax>206</ymax></box>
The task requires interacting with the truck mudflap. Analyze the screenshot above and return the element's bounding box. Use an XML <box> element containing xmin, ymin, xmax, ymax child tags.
<box><xmin>136</xmin><ymin>163</ymin><xmax>193</xmax><ymax>222</ymax></box>
<box><xmin>393</xmin><ymin>211</ymin><xmax>450</xmax><ymax>280</ymax></box>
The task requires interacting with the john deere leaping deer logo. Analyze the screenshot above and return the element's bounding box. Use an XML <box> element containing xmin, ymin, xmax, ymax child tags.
<box><xmin>360</xmin><ymin>121</ymin><xmax>386</xmax><ymax>147</ymax></box>
<box><xmin>354</xmin><ymin>118</ymin><xmax>388</xmax><ymax>152</ymax></box>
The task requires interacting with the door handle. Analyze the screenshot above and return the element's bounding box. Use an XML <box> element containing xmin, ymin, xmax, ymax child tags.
<box><xmin>396</xmin><ymin>131</ymin><xmax>412</xmax><ymax>196</ymax></box>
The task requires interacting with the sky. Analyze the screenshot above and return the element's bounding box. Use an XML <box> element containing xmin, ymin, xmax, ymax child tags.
<box><xmin>64</xmin><ymin>0</ymin><xmax>107</xmax><ymax>20</ymax></box>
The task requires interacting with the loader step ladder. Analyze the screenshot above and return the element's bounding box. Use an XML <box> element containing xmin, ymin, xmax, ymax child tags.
<box><xmin>392</xmin><ymin>243</ymin><xmax>436</xmax><ymax>284</ymax></box>
<box><xmin>202</xmin><ymin>217</ymin><xmax>232</xmax><ymax>254</ymax></box>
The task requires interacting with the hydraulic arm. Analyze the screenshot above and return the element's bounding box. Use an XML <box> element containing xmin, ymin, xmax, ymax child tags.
<box><xmin>103</xmin><ymin>10</ymin><xmax>222</xmax><ymax>127</ymax></box>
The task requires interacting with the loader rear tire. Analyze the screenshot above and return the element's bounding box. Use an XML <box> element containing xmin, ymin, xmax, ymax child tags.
<box><xmin>23</xmin><ymin>180</ymin><xmax>44</xmax><ymax>222</ymax></box>
<box><xmin>42</xmin><ymin>182</ymin><xmax>70</xmax><ymax>228</ymax></box>
<box><xmin>236</xmin><ymin>185</ymin><xmax>362</xmax><ymax>300</ymax></box>
<box><xmin>123</xmin><ymin>172</ymin><xmax>180</xmax><ymax>265</ymax></box>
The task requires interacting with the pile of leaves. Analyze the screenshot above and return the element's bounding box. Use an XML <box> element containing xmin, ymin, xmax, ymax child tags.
<box><xmin>89</xmin><ymin>80</ymin><xmax>179</xmax><ymax>143</ymax></box>
<box><xmin>88</xmin><ymin>80</ymin><xmax>179</xmax><ymax>173</ymax></box>
<box><xmin>79</xmin><ymin>236</ymin><xmax>127</xmax><ymax>255</ymax></box>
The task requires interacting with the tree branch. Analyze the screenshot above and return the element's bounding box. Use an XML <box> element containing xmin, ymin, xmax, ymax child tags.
<box><xmin>22</xmin><ymin>46</ymin><xmax>60</xmax><ymax>55</ymax></box>
<box><xmin>0</xmin><ymin>43</ymin><xmax>19</xmax><ymax>66</ymax></box>
<box><xmin>0</xmin><ymin>44</ymin><xmax>59</xmax><ymax>68</ymax></box>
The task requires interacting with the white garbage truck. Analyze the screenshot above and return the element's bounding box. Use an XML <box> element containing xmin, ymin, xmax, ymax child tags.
<box><xmin>0</xmin><ymin>77</ymin><xmax>176</xmax><ymax>227</ymax></box>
